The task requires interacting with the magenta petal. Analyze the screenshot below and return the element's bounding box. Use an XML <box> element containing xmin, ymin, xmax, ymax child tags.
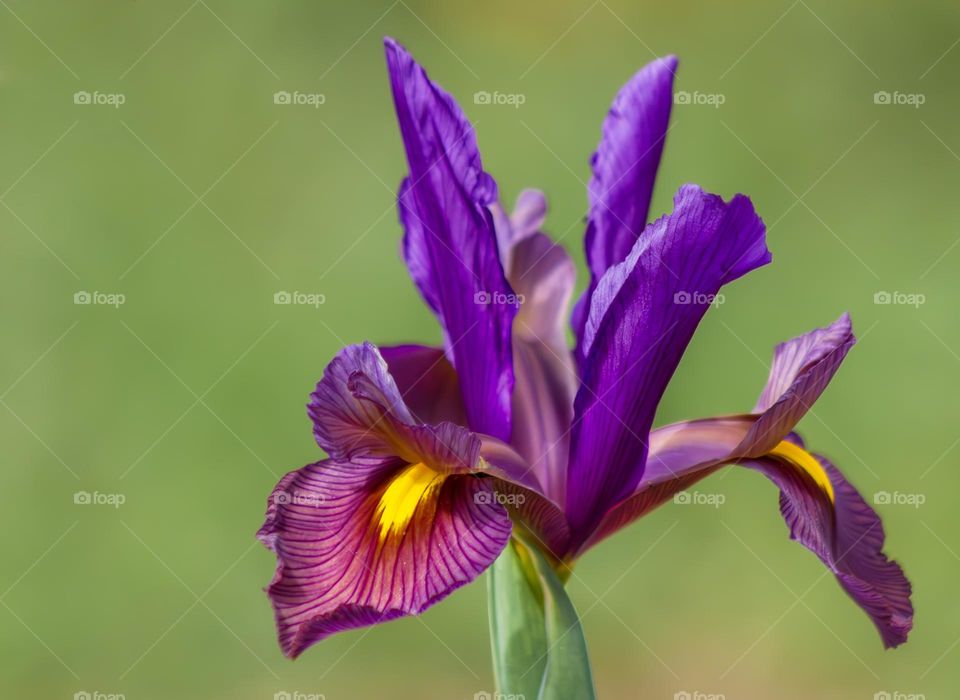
<box><xmin>386</xmin><ymin>38</ymin><xmax>516</xmax><ymax>442</ymax></box>
<box><xmin>258</xmin><ymin>460</ymin><xmax>512</xmax><ymax>657</ymax></box>
<box><xmin>566</xmin><ymin>185</ymin><xmax>770</xmax><ymax>540</ymax></box>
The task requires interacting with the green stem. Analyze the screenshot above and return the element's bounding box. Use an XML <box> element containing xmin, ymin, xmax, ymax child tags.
<box><xmin>488</xmin><ymin>537</ymin><xmax>597</xmax><ymax>699</ymax></box>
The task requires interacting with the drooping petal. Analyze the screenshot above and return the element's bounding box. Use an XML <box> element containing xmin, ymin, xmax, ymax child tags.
<box><xmin>258</xmin><ymin>458</ymin><xmax>512</xmax><ymax>657</ymax></box>
<box><xmin>586</xmin><ymin>315</ymin><xmax>858</xmax><ymax>546</ymax></box>
<box><xmin>386</xmin><ymin>37</ymin><xmax>516</xmax><ymax>442</ymax></box>
<box><xmin>578</xmin><ymin>316</ymin><xmax>913</xmax><ymax>648</ymax></box>
<box><xmin>580</xmin><ymin>418</ymin><xmax>912</xmax><ymax>647</ymax></box>
<box><xmin>565</xmin><ymin>185</ymin><xmax>770</xmax><ymax>538</ymax></box>
<box><xmin>751</xmin><ymin>452</ymin><xmax>913</xmax><ymax>648</ymax></box>
<box><xmin>572</xmin><ymin>55</ymin><xmax>678</xmax><ymax>353</ymax></box>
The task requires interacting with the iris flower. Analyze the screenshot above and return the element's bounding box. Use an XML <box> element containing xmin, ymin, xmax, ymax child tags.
<box><xmin>258</xmin><ymin>37</ymin><xmax>913</xmax><ymax>680</ymax></box>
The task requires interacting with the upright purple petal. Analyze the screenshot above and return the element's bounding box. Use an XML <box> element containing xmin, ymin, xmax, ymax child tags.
<box><xmin>572</xmin><ymin>55</ymin><xmax>678</xmax><ymax>353</ymax></box>
<box><xmin>386</xmin><ymin>38</ymin><xmax>516</xmax><ymax>441</ymax></box>
<box><xmin>501</xmin><ymin>196</ymin><xmax>578</xmax><ymax>503</ymax></box>
<box><xmin>566</xmin><ymin>185</ymin><xmax>770</xmax><ymax>539</ymax></box>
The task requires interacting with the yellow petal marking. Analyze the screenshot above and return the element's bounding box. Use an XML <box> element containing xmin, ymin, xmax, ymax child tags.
<box><xmin>768</xmin><ymin>439</ymin><xmax>835</xmax><ymax>504</ymax></box>
<box><xmin>376</xmin><ymin>462</ymin><xmax>445</xmax><ymax>540</ymax></box>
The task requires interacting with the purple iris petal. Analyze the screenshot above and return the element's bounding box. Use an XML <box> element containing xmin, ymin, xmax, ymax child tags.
<box><xmin>572</xmin><ymin>55</ymin><xmax>678</xmax><ymax>354</ymax></box>
<box><xmin>586</xmin><ymin>314</ymin><xmax>862</xmax><ymax>546</ymax></box>
<box><xmin>494</xmin><ymin>194</ymin><xmax>578</xmax><ymax>504</ymax></box>
<box><xmin>262</xmin><ymin>37</ymin><xmax>914</xmax><ymax>658</ymax></box>
<box><xmin>566</xmin><ymin>184</ymin><xmax>770</xmax><ymax>541</ymax></box>
<box><xmin>750</xmin><ymin>452</ymin><xmax>913</xmax><ymax>648</ymax></box>
<box><xmin>742</xmin><ymin>313</ymin><xmax>856</xmax><ymax>455</ymax></box>
<box><xmin>580</xmin><ymin>316</ymin><xmax>913</xmax><ymax>647</ymax></box>
<box><xmin>379</xmin><ymin>344</ymin><xmax>467</xmax><ymax>427</ymax></box>
<box><xmin>258</xmin><ymin>458</ymin><xmax>511</xmax><ymax>657</ymax></box>
<box><xmin>260</xmin><ymin>342</ymin><xmax>513</xmax><ymax>656</ymax></box>
<box><xmin>386</xmin><ymin>38</ymin><xmax>516</xmax><ymax>442</ymax></box>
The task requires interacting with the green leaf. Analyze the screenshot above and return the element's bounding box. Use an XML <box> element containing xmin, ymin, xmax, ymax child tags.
<box><xmin>488</xmin><ymin>538</ymin><xmax>596</xmax><ymax>700</ymax></box>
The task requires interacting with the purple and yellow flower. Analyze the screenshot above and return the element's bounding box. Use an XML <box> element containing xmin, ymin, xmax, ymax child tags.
<box><xmin>258</xmin><ymin>37</ymin><xmax>913</xmax><ymax>659</ymax></box>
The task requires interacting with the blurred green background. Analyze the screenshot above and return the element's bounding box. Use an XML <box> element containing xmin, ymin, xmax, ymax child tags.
<box><xmin>1</xmin><ymin>1</ymin><xmax>957</xmax><ymax>698</ymax></box>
